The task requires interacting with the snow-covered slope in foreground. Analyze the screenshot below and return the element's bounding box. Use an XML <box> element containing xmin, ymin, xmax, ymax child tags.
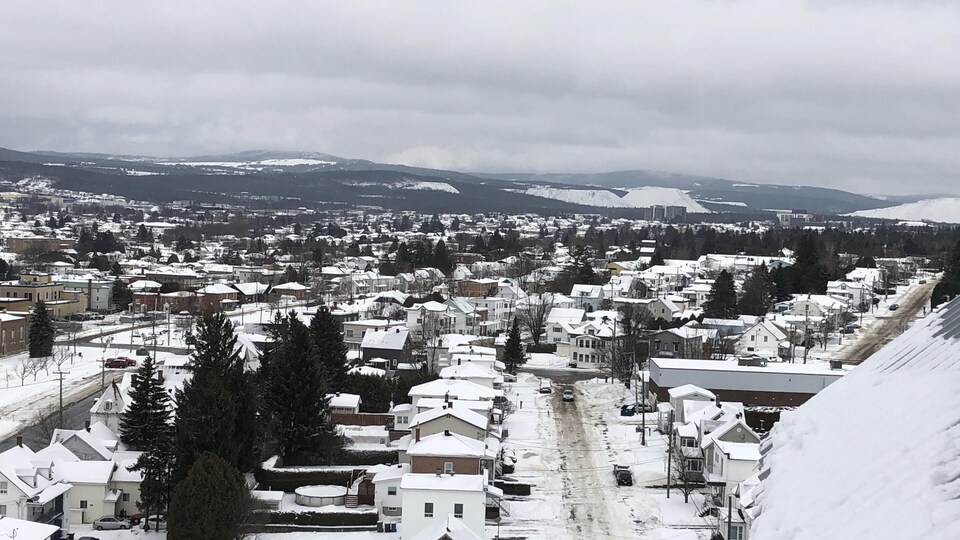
<box><xmin>521</xmin><ymin>186</ymin><xmax>711</xmax><ymax>213</ymax></box>
<box><xmin>751</xmin><ymin>296</ymin><xmax>960</xmax><ymax>540</ymax></box>
<box><xmin>848</xmin><ymin>197</ymin><xmax>960</xmax><ymax>223</ymax></box>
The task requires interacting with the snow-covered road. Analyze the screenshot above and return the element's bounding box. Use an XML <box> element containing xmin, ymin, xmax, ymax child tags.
<box><xmin>553</xmin><ymin>386</ymin><xmax>637</xmax><ymax>538</ymax></box>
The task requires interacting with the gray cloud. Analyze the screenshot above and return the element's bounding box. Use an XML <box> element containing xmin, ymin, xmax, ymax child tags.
<box><xmin>1</xmin><ymin>0</ymin><xmax>958</xmax><ymax>195</ymax></box>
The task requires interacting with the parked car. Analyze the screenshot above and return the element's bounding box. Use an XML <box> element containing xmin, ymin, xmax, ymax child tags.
<box><xmin>614</xmin><ymin>464</ymin><xmax>633</xmax><ymax>486</ymax></box>
<box><xmin>889</xmin><ymin>303</ymin><xmax>900</xmax><ymax>311</ymax></box>
<box><xmin>93</xmin><ymin>515</ymin><xmax>130</xmax><ymax>530</ymax></box>
<box><xmin>562</xmin><ymin>389</ymin><xmax>575</xmax><ymax>402</ymax></box>
<box><xmin>919</xmin><ymin>279</ymin><xmax>927</xmax><ymax>284</ymax></box>
<box><xmin>142</xmin><ymin>515</ymin><xmax>168</xmax><ymax>530</ymax></box>
<box><xmin>104</xmin><ymin>357</ymin><xmax>136</xmax><ymax>369</ymax></box>
<box><xmin>620</xmin><ymin>404</ymin><xmax>635</xmax><ymax>417</ymax></box>
<box><xmin>502</xmin><ymin>373</ymin><xmax>517</xmax><ymax>383</ymax></box>
<box><xmin>77</xmin><ymin>537</ymin><xmax>100</xmax><ymax>540</ymax></box>
<box><xmin>538</xmin><ymin>385</ymin><xmax>553</xmax><ymax>394</ymax></box>
<box><xmin>635</xmin><ymin>401</ymin><xmax>654</xmax><ymax>413</ymax></box>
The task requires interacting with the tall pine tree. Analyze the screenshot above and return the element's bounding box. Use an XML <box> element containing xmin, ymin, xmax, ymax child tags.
<box><xmin>309</xmin><ymin>306</ymin><xmax>348</xmax><ymax>388</ymax></box>
<box><xmin>703</xmin><ymin>270</ymin><xmax>739</xmax><ymax>319</ymax></box>
<box><xmin>503</xmin><ymin>318</ymin><xmax>526</xmax><ymax>374</ymax></box>
<box><xmin>121</xmin><ymin>355</ymin><xmax>174</xmax><ymax>527</ymax></box>
<box><xmin>28</xmin><ymin>300</ymin><xmax>55</xmax><ymax>358</ymax></box>
<box><xmin>168</xmin><ymin>452</ymin><xmax>249</xmax><ymax>540</ymax></box>
<box><xmin>175</xmin><ymin>311</ymin><xmax>257</xmax><ymax>481</ymax></box>
<box><xmin>119</xmin><ymin>355</ymin><xmax>171</xmax><ymax>450</ymax></box>
<box><xmin>739</xmin><ymin>264</ymin><xmax>774</xmax><ymax>316</ymax></box>
<box><xmin>260</xmin><ymin>314</ymin><xmax>342</xmax><ymax>465</ymax></box>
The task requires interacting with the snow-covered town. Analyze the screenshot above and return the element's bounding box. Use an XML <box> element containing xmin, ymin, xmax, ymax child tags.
<box><xmin>0</xmin><ymin>168</ymin><xmax>956</xmax><ymax>540</ymax></box>
<box><xmin>3</xmin><ymin>3</ymin><xmax>960</xmax><ymax>540</ymax></box>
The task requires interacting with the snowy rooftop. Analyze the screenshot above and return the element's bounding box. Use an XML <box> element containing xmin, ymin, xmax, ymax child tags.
<box><xmin>400</xmin><ymin>472</ymin><xmax>486</xmax><ymax>492</ymax></box>
<box><xmin>750</xmin><ymin>296</ymin><xmax>960</xmax><ymax>540</ymax></box>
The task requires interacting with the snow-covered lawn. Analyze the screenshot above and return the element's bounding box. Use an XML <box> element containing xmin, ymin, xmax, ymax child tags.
<box><xmin>0</xmin><ymin>345</ymin><xmax>188</xmax><ymax>442</ymax></box>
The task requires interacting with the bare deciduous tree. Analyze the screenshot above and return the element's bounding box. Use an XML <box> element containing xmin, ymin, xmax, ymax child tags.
<box><xmin>518</xmin><ymin>293</ymin><xmax>554</xmax><ymax>347</ymax></box>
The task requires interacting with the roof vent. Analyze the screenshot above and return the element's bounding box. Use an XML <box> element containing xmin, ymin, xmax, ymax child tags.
<box><xmin>444</xmin><ymin>429</ymin><xmax>451</xmax><ymax>436</ymax></box>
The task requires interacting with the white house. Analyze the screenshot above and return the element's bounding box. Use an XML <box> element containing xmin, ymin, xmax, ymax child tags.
<box><xmin>410</xmin><ymin>514</ymin><xmax>482</xmax><ymax>540</ymax></box>
<box><xmin>409</xmin><ymin>407</ymin><xmax>490</xmax><ymax>442</ymax></box>
<box><xmin>407</xmin><ymin>379</ymin><xmax>500</xmax><ymax>409</ymax></box>
<box><xmin>439</xmin><ymin>363</ymin><xmax>501</xmax><ymax>390</ymax></box>
<box><xmin>399</xmin><ymin>474</ymin><xmax>493</xmax><ymax>540</ymax></box>
<box><xmin>371</xmin><ymin>463</ymin><xmax>409</xmax><ymax>518</ymax></box>
<box><xmin>736</xmin><ymin>320</ymin><xmax>787</xmax><ymax>358</ymax></box>
<box><xmin>327</xmin><ymin>393</ymin><xmax>362</xmax><ymax>415</ymax></box>
<box><xmin>89</xmin><ymin>382</ymin><xmax>126</xmax><ymax>434</ymax></box>
<box><xmin>668</xmin><ymin>385</ymin><xmax>717</xmax><ymax>425</ymax></box>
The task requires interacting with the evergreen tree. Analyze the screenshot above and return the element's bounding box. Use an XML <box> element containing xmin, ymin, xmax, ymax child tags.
<box><xmin>28</xmin><ymin>300</ymin><xmax>55</xmax><ymax>358</ymax></box>
<box><xmin>503</xmin><ymin>318</ymin><xmax>526</xmax><ymax>374</ymax></box>
<box><xmin>131</xmin><ymin>431</ymin><xmax>174</xmax><ymax>531</ymax></box>
<box><xmin>649</xmin><ymin>249</ymin><xmax>665</xmax><ymax>267</ymax></box>
<box><xmin>168</xmin><ymin>453</ymin><xmax>249</xmax><ymax>540</ymax></box>
<box><xmin>260</xmin><ymin>314</ymin><xmax>342</xmax><ymax>465</ymax></box>
<box><xmin>309</xmin><ymin>306</ymin><xmax>348</xmax><ymax>388</ymax></box>
<box><xmin>136</xmin><ymin>223</ymin><xmax>154</xmax><ymax>243</ymax></box>
<box><xmin>119</xmin><ymin>355</ymin><xmax>171</xmax><ymax>450</ymax></box>
<box><xmin>342</xmin><ymin>373</ymin><xmax>396</xmax><ymax>413</ymax></box>
<box><xmin>175</xmin><ymin>311</ymin><xmax>257</xmax><ymax>479</ymax></box>
<box><xmin>739</xmin><ymin>264</ymin><xmax>774</xmax><ymax>316</ymax></box>
<box><xmin>112</xmin><ymin>278</ymin><xmax>132</xmax><ymax>310</ymax></box>
<box><xmin>433</xmin><ymin>239</ymin><xmax>454</xmax><ymax>275</ymax></box>
<box><xmin>703</xmin><ymin>270</ymin><xmax>738</xmax><ymax>319</ymax></box>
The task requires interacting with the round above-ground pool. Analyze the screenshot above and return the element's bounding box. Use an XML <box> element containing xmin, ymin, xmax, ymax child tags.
<box><xmin>294</xmin><ymin>485</ymin><xmax>347</xmax><ymax>507</ymax></box>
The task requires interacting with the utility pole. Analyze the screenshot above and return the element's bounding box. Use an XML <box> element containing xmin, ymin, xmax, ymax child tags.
<box><xmin>666</xmin><ymin>409</ymin><xmax>674</xmax><ymax>498</ymax></box>
<box><xmin>727</xmin><ymin>494</ymin><xmax>733</xmax><ymax>540</ymax></box>
<box><xmin>54</xmin><ymin>370</ymin><xmax>69</xmax><ymax>428</ymax></box>
<box><xmin>640</xmin><ymin>359</ymin><xmax>647</xmax><ymax>446</ymax></box>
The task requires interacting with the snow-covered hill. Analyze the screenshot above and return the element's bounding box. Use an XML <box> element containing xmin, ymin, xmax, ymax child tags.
<box><xmin>520</xmin><ymin>186</ymin><xmax>711</xmax><ymax>213</ymax></box>
<box><xmin>848</xmin><ymin>197</ymin><xmax>960</xmax><ymax>224</ymax></box>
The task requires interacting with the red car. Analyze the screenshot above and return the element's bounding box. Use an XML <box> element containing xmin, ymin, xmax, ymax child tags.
<box><xmin>104</xmin><ymin>357</ymin><xmax>136</xmax><ymax>369</ymax></box>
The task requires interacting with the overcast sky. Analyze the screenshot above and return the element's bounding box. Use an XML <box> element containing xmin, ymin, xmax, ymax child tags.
<box><xmin>1</xmin><ymin>1</ymin><xmax>959</xmax><ymax>195</ymax></box>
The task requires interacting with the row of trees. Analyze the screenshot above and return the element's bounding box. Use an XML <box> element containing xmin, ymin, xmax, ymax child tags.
<box><xmin>118</xmin><ymin>306</ymin><xmax>358</xmax><ymax>538</ymax></box>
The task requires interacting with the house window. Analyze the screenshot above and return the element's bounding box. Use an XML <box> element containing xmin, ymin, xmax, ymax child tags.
<box><xmin>454</xmin><ymin>503</ymin><xmax>464</xmax><ymax>519</ymax></box>
<box><xmin>444</xmin><ymin>462</ymin><xmax>454</xmax><ymax>474</ymax></box>
<box><xmin>122</xmin><ymin>493</ymin><xmax>130</xmax><ymax>501</ymax></box>
<box><xmin>387</xmin><ymin>486</ymin><xmax>397</xmax><ymax>496</ymax></box>
<box><xmin>750</xmin><ymin>335</ymin><xmax>755</xmax><ymax>341</ymax></box>
<box><xmin>763</xmin><ymin>336</ymin><xmax>769</xmax><ymax>343</ymax></box>
<box><xmin>730</xmin><ymin>524</ymin><xmax>745</xmax><ymax>540</ymax></box>
<box><xmin>0</xmin><ymin>481</ymin><xmax>6</xmax><ymax>493</ymax></box>
<box><xmin>424</xmin><ymin>502</ymin><xmax>434</xmax><ymax>517</ymax></box>
<box><xmin>687</xmin><ymin>459</ymin><xmax>703</xmax><ymax>472</ymax></box>
<box><xmin>673</xmin><ymin>342</ymin><xmax>680</xmax><ymax>353</ymax></box>
<box><xmin>0</xmin><ymin>505</ymin><xmax>5</xmax><ymax>515</ymax></box>
<box><xmin>80</xmin><ymin>500</ymin><xmax>88</xmax><ymax>509</ymax></box>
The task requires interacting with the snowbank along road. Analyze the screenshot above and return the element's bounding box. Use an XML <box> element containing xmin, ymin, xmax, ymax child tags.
<box><xmin>840</xmin><ymin>279</ymin><xmax>937</xmax><ymax>364</ymax></box>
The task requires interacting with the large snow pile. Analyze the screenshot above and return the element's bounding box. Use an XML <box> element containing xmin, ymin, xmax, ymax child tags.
<box><xmin>848</xmin><ymin>197</ymin><xmax>960</xmax><ymax>224</ymax></box>
<box><xmin>521</xmin><ymin>186</ymin><xmax>711</xmax><ymax>213</ymax></box>
<box><xmin>392</xmin><ymin>181</ymin><xmax>460</xmax><ymax>194</ymax></box>
<box><xmin>751</xmin><ymin>297</ymin><xmax>960</xmax><ymax>540</ymax></box>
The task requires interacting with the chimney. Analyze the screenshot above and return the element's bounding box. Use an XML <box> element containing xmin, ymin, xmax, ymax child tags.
<box><xmin>16</xmin><ymin>436</ymin><xmax>23</xmax><ymax>447</ymax></box>
<box><xmin>457</xmin><ymin>358</ymin><xmax>461</xmax><ymax>365</ymax></box>
<box><xmin>395</xmin><ymin>328</ymin><xmax>399</xmax><ymax>333</ymax></box>
<box><xmin>415</xmin><ymin>428</ymin><xmax>421</xmax><ymax>442</ymax></box>
<box><xmin>84</xmin><ymin>420</ymin><xmax>91</xmax><ymax>431</ymax></box>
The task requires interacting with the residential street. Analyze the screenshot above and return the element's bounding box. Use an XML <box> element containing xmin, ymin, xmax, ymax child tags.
<box><xmin>552</xmin><ymin>386</ymin><xmax>636</xmax><ymax>538</ymax></box>
<box><xmin>840</xmin><ymin>278</ymin><xmax>938</xmax><ymax>364</ymax></box>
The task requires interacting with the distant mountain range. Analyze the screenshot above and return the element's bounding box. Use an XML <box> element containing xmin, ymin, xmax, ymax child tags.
<box><xmin>0</xmin><ymin>147</ymin><xmax>929</xmax><ymax>218</ymax></box>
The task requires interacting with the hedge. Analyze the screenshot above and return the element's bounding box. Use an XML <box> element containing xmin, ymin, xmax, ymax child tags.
<box><xmin>254</xmin><ymin>468</ymin><xmax>354</xmax><ymax>492</ymax></box>
<box><xmin>265</xmin><ymin>511</ymin><xmax>379</xmax><ymax>527</ymax></box>
<box><xmin>494</xmin><ymin>480</ymin><xmax>532</xmax><ymax>496</ymax></box>
<box><xmin>332</xmin><ymin>449</ymin><xmax>398</xmax><ymax>466</ymax></box>
<box><xmin>525</xmin><ymin>343</ymin><xmax>557</xmax><ymax>354</ymax></box>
